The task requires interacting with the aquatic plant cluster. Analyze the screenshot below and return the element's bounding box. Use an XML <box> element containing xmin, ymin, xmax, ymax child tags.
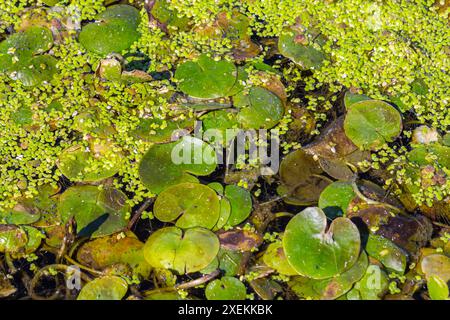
<box><xmin>0</xmin><ymin>0</ymin><xmax>449</xmax><ymax>300</ymax></box>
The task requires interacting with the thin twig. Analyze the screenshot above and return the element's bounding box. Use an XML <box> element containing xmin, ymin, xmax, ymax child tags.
<box><xmin>351</xmin><ymin>179</ymin><xmax>406</xmax><ymax>215</ymax></box>
<box><xmin>127</xmin><ymin>197</ymin><xmax>155</xmax><ymax>230</ymax></box>
<box><xmin>175</xmin><ymin>269</ymin><xmax>220</xmax><ymax>290</ymax></box>
<box><xmin>144</xmin><ymin>269</ymin><xmax>220</xmax><ymax>296</ymax></box>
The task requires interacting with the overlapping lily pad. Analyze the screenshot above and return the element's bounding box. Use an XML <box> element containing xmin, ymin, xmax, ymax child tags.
<box><xmin>79</xmin><ymin>5</ymin><xmax>140</xmax><ymax>56</ymax></box>
<box><xmin>283</xmin><ymin>207</ymin><xmax>361</xmax><ymax>279</ymax></box>
<box><xmin>344</xmin><ymin>91</ymin><xmax>370</xmax><ymax>108</ymax></box>
<box><xmin>57</xmin><ymin>185</ymin><xmax>130</xmax><ymax>238</ymax></box>
<box><xmin>139</xmin><ymin>136</ymin><xmax>217</xmax><ymax>194</ymax></box>
<box><xmin>217</xmin><ymin>248</ymin><xmax>243</xmax><ymax>276</ymax></box>
<box><xmin>143</xmin><ymin>226</ymin><xmax>219</xmax><ymax>274</ymax></box>
<box><xmin>154</xmin><ymin>182</ymin><xmax>220</xmax><ymax>229</ymax></box>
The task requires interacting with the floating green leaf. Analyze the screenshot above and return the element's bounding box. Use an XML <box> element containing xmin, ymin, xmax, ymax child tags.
<box><xmin>58</xmin><ymin>185</ymin><xmax>130</xmax><ymax>238</ymax></box>
<box><xmin>131</xmin><ymin>117</ymin><xmax>193</xmax><ymax>143</ymax></box>
<box><xmin>263</xmin><ymin>241</ymin><xmax>298</xmax><ymax>276</ymax></box>
<box><xmin>347</xmin><ymin>265</ymin><xmax>389</xmax><ymax>300</ymax></box>
<box><xmin>365</xmin><ymin>234</ymin><xmax>407</xmax><ymax>274</ymax></box>
<box><xmin>235</xmin><ymin>87</ymin><xmax>284</xmax><ymax>129</ymax></box>
<box><xmin>278</xmin><ymin>26</ymin><xmax>325</xmax><ymax>70</ymax></box>
<box><xmin>154</xmin><ymin>182</ymin><xmax>220</xmax><ymax>229</ymax></box>
<box><xmin>318</xmin><ymin>181</ymin><xmax>355</xmax><ymax>219</ymax></box>
<box><xmin>217</xmin><ymin>248</ymin><xmax>243</xmax><ymax>276</ymax></box>
<box><xmin>57</xmin><ymin>143</ymin><xmax>122</xmax><ymax>182</ymax></box>
<box><xmin>77</xmin><ymin>276</ymin><xmax>128</xmax><ymax>300</ymax></box>
<box><xmin>77</xmin><ymin>232</ymin><xmax>151</xmax><ymax>277</ymax></box>
<box><xmin>205</xmin><ymin>276</ymin><xmax>247</xmax><ymax>300</ymax></box>
<box><xmin>143</xmin><ymin>226</ymin><xmax>219</xmax><ymax>274</ymax></box>
<box><xmin>289</xmin><ymin>252</ymin><xmax>368</xmax><ymax>300</ymax></box>
<box><xmin>421</xmin><ymin>254</ymin><xmax>450</xmax><ymax>282</ymax></box>
<box><xmin>428</xmin><ymin>275</ymin><xmax>449</xmax><ymax>300</ymax></box>
<box><xmin>278</xmin><ymin>149</ymin><xmax>330</xmax><ymax>205</ymax></box>
<box><xmin>0</xmin><ymin>225</ymin><xmax>28</xmax><ymax>254</ymax></box>
<box><xmin>139</xmin><ymin>136</ymin><xmax>217</xmax><ymax>194</ymax></box>
<box><xmin>224</xmin><ymin>185</ymin><xmax>252</xmax><ymax>227</ymax></box>
<box><xmin>79</xmin><ymin>5</ymin><xmax>141</xmax><ymax>56</ymax></box>
<box><xmin>174</xmin><ymin>54</ymin><xmax>237</xmax><ymax>99</ymax></box>
<box><xmin>344</xmin><ymin>100</ymin><xmax>402</xmax><ymax>150</ymax></box>
<box><xmin>344</xmin><ymin>91</ymin><xmax>370</xmax><ymax>109</ymax></box>
<box><xmin>283</xmin><ymin>207</ymin><xmax>361</xmax><ymax>279</ymax></box>
<box><xmin>0</xmin><ymin>26</ymin><xmax>56</xmax><ymax>86</ymax></box>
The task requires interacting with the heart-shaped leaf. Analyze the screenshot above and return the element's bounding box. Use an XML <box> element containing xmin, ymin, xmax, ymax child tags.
<box><xmin>58</xmin><ymin>185</ymin><xmax>130</xmax><ymax>238</ymax></box>
<box><xmin>205</xmin><ymin>276</ymin><xmax>247</xmax><ymax>300</ymax></box>
<box><xmin>344</xmin><ymin>100</ymin><xmax>402</xmax><ymax>150</ymax></box>
<box><xmin>139</xmin><ymin>136</ymin><xmax>217</xmax><ymax>194</ymax></box>
<box><xmin>283</xmin><ymin>207</ymin><xmax>361</xmax><ymax>279</ymax></box>
<box><xmin>174</xmin><ymin>54</ymin><xmax>237</xmax><ymax>99</ymax></box>
<box><xmin>79</xmin><ymin>5</ymin><xmax>141</xmax><ymax>56</ymax></box>
<box><xmin>154</xmin><ymin>182</ymin><xmax>220</xmax><ymax>229</ymax></box>
<box><xmin>143</xmin><ymin>226</ymin><xmax>219</xmax><ymax>274</ymax></box>
<box><xmin>77</xmin><ymin>276</ymin><xmax>128</xmax><ymax>300</ymax></box>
